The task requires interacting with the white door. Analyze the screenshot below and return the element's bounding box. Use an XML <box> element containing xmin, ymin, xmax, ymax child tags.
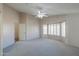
<box><xmin>2</xmin><ymin>24</ymin><xmax>15</xmax><ymax>48</ymax></box>
<box><xmin>19</xmin><ymin>24</ymin><xmax>26</xmax><ymax>40</ymax></box>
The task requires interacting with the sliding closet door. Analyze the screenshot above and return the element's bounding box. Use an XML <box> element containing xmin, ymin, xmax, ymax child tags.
<box><xmin>2</xmin><ymin>24</ymin><xmax>15</xmax><ymax>48</ymax></box>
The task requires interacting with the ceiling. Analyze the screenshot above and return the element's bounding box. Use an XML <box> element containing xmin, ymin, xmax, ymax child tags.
<box><xmin>6</xmin><ymin>3</ymin><xmax>79</xmax><ymax>16</ymax></box>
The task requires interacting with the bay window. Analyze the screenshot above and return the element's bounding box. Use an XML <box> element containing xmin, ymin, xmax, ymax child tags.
<box><xmin>43</xmin><ymin>22</ymin><xmax>66</xmax><ymax>37</ymax></box>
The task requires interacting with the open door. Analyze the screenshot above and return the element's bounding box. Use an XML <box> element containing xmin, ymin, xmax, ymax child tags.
<box><xmin>15</xmin><ymin>24</ymin><xmax>19</xmax><ymax>41</ymax></box>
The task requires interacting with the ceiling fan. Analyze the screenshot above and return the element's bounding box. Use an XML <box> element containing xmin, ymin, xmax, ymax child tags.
<box><xmin>36</xmin><ymin>11</ymin><xmax>48</xmax><ymax>19</ymax></box>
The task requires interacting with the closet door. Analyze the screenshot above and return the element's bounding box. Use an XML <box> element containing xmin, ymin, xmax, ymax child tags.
<box><xmin>2</xmin><ymin>24</ymin><xmax>15</xmax><ymax>48</ymax></box>
<box><xmin>19</xmin><ymin>24</ymin><xmax>26</xmax><ymax>41</ymax></box>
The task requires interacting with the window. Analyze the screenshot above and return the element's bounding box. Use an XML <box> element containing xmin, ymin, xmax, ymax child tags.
<box><xmin>43</xmin><ymin>22</ymin><xmax>66</xmax><ymax>37</ymax></box>
<box><xmin>61</xmin><ymin>22</ymin><xmax>66</xmax><ymax>37</ymax></box>
<box><xmin>48</xmin><ymin>24</ymin><xmax>51</xmax><ymax>34</ymax></box>
<box><xmin>43</xmin><ymin>24</ymin><xmax>47</xmax><ymax>35</ymax></box>
<box><xmin>53</xmin><ymin>24</ymin><xmax>57</xmax><ymax>35</ymax></box>
<box><xmin>57</xmin><ymin>24</ymin><xmax>60</xmax><ymax>36</ymax></box>
<box><xmin>50</xmin><ymin>24</ymin><xmax>54</xmax><ymax>35</ymax></box>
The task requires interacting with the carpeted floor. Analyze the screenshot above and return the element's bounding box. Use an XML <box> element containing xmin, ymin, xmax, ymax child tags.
<box><xmin>3</xmin><ymin>39</ymin><xmax>79</xmax><ymax>56</ymax></box>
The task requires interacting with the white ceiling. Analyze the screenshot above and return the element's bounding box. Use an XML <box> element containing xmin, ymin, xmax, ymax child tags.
<box><xmin>6</xmin><ymin>3</ymin><xmax>79</xmax><ymax>16</ymax></box>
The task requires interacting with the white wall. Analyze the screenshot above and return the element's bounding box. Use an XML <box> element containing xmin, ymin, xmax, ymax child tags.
<box><xmin>19</xmin><ymin>13</ymin><xmax>40</xmax><ymax>40</ymax></box>
<box><xmin>0</xmin><ymin>3</ymin><xmax>3</xmax><ymax>56</ymax></box>
<box><xmin>2</xmin><ymin>4</ymin><xmax>19</xmax><ymax>48</ymax></box>
<box><xmin>26</xmin><ymin>15</ymin><xmax>40</xmax><ymax>40</ymax></box>
<box><xmin>66</xmin><ymin>14</ymin><xmax>79</xmax><ymax>47</ymax></box>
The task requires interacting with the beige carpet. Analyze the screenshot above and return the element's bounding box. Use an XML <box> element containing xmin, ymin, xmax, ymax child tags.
<box><xmin>3</xmin><ymin>39</ymin><xmax>79</xmax><ymax>56</ymax></box>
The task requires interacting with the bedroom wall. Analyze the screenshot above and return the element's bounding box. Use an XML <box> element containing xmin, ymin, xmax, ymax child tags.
<box><xmin>19</xmin><ymin>13</ymin><xmax>40</xmax><ymax>40</ymax></box>
<box><xmin>66</xmin><ymin>14</ymin><xmax>79</xmax><ymax>47</ymax></box>
<box><xmin>26</xmin><ymin>15</ymin><xmax>40</xmax><ymax>40</ymax></box>
<box><xmin>2</xmin><ymin>4</ymin><xmax>19</xmax><ymax>48</ymax></box>
<box><xmin>0</xmin><ymin>3</ymin><xmax>3</xmax><ymax>56</ymax></box>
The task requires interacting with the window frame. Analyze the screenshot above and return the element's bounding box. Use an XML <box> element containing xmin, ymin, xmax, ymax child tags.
<box><xmin>42</xmin><ymin>21</ymin><xmax>66</xmax><ymax>37</ymax></box>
